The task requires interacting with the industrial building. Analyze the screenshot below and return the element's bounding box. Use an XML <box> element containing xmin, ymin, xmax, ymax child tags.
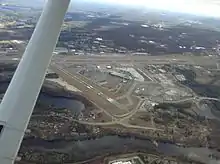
<box><xmin>109</xmin><ymin>71</ymin><xmax>132</xmax><ymax>80</ymax></box>
<box><xmin>109</xmin><ymin>157</ymin><xmax>144</xmax><ymax>164</ymax></box>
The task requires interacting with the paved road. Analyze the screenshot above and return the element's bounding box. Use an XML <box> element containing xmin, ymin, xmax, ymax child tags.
<box><xmin>163</xmin><ymin>96</ymin><xmax>220</xmax><ymax>104</ymax></box>
<box><xmin>49</xmin><ymin>64</ymin><xmax>154</xmax><ymax>130</ymax></box>
<box><xmin>50</xmin><ymin>64</ymin><xmax>129</xmax><ymax>117</ymax></box>
<box><xmin>200</xmin><ymin>97</ymin><xmax>220</xmax><ymax>102</ymax></box>
<box><xmin>120</xmin><ymin>123</ymin><xmax>163</xmax><ymax>131</ymax></box>
<box><xmin>116</xmin><ymin>82</ymin><xmax>137</xmax><ymax>107</ymax></box>
<box><xmin>1</xmin><ymin>54</ymin><xmax>219</xmax><ymax>132</ymax></box>
<box><xmin>0</xmin><ymin>54</ymin><xmax>218</xmax><ymax>66</ymax></box>
<box><xmin>49</xmin><ymin>55</ymin><xmax>220</xmax><ymax>131</ymax></box>
<box><xmin>116</xmin><ymin>99</ymin><xmax>144</xmax><ymax>119</ymax></box>
<box><xmin>53</xmin><ymin>55</ymin><xmax>218</xmax><ymax>66</ymax></box>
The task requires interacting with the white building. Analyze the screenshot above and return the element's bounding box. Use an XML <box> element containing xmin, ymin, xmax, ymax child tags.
<box><xmin>53</xmin><ymin>47</ymin><xmax>68</xmax><ymax>54</ymax></box>
<box><xmin>112</xmin><ymin>161</ymin><xmax>132</xmax><ymax>164</ymax></box>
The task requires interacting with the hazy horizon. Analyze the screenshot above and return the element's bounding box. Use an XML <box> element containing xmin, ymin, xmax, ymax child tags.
<box><xmin>2</xmin><ymin>0</ymin><xmax>220</xmax><ymax>18</ymax></box>
<box><xmin>85</xmin><ymin>0</ymin><xmax>220</xmax><ymax>18</ymax></box>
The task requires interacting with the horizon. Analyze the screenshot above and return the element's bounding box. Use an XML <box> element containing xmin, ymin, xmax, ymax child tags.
<box><xmin>85</xmin><ymin>0</ymin><xmax>220</xmax><ymax>18</ymax></box>
<box><xmin>2</xmin><ymin>0</ymin><xmax>220</xmax><ymax>18</ymax></box>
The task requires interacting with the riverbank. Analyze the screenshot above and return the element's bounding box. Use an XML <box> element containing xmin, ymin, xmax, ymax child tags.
<box><xmin>0</xmin><ymin>63</ymin><xmax>219</xmax><ymax>164</ymax></box>
<box><xmin>19</xmin><ymin>133</ymin><xmax>219</xmax><ymax>164</ymax></box>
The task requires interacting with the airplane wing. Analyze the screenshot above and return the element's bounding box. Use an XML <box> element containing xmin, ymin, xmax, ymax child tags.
<box><xmin>0</xmin><ymin>0</ymin><xmax>70</xmax><ymax>163</ymax></box>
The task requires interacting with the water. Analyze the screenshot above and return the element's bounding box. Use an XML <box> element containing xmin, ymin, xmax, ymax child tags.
<box><xmin>38</xmin><ymin>93</ymin><xmax>85</xmax><ymax>115</ymax></box>
<box><xmin>193</xmin><ymin>101</ymin><xmax>220</xmax><ymax>121</ymax></box>
<box><xmin>0</xmin><ymin>81</ymin><xmax>86</xmax><ymax>115</ymax></box>
<box><xmin>23</xmin><ymin>135</ymin><xmax>220</xmax><ymax>164</ymax></box>
<box><xmin>197</xmin><ymin>103</ymin><xmax>219</xmax><ymax>120</ymax></box>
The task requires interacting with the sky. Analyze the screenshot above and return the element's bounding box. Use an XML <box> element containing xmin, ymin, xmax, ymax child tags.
<box><xmin>87</xmin><ymin>0</ymin><xmax>220</xmax><ymax>18</ymax></box>
<box><xmin>3</xmin><ymin>0</ymin><xmax>220</xmax><ymax>18</ymax></box>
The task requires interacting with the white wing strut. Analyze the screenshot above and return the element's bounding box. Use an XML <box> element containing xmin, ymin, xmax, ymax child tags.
<box><xmin>0</xmin><ymin>0</ymin><xmax>70</xmax><ymax>163</ymax></box>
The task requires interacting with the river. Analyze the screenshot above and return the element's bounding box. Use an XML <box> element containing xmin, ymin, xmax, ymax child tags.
<box><xmin>38</xmin><ymin>93</ymin><xmax>85</xmax><ymax>115</ymax></box>
<box><xmin>22</xmin><ymin>135</ymin><xmax>220</xmax><ymax>164</ymax></box>
<box><xmin>31</xmin><ymin>87</ymin><xmax>220</xmax><ymax>164</ymax></box>
<box><xmin>0</xmin><ymin>80</ymin><xmax>215</xmax><ymax>164</ymax></box>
